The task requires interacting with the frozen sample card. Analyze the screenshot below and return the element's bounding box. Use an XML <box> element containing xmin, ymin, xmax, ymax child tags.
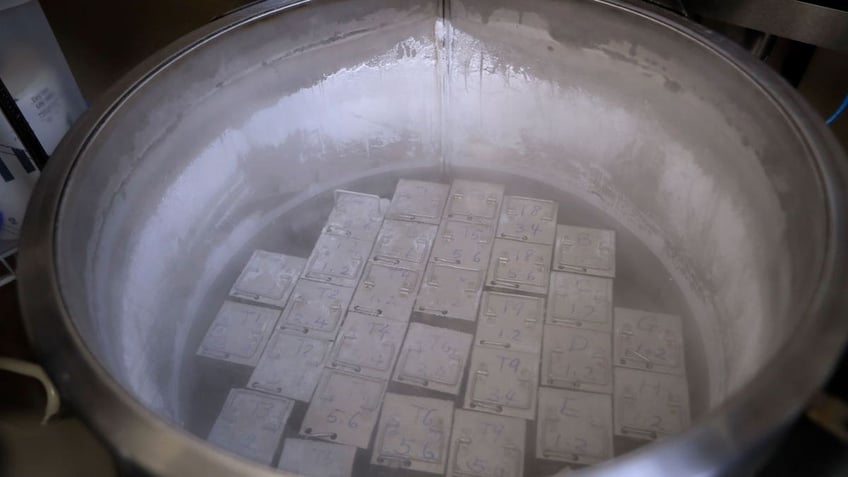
<box><xmin>229</xmin><ymin>250</ymin><xmax>305</xmax><ymax>308</ymax></box>
<box><xmin>328</xmin><ymin>312</ymin><xmax>408</xmax><ymax>380</ymax></box>
<box><xmin>541</xmin><ymin>326</ymin><xmax>613</xmax><ymax>394</ymax></box>
<box><xmin>278</xmin><ymin>280</ymin><xmax>353</xmax><ymax>341</ymax></box>
<box><xmin>475</xmin><ymin>292</ymin><xmax>544</xmax><ymax>354</ymax></box>
<box><xmin>464</xmin><ymin>347</ymin><xmax>540</xmax><ymax>420</ymax></box>
<box><xmin>447</xmin><ymin>410</ymin><xmax>525</xmax><ymax>477</ymax></box>
<box><xmin>248</xmin><ymin>331</ymin><xmax>330</xmax><ymax>401</ymax></box>
<box><xmin>371</xmin><ymin>393</ymin><xmax>454</xmax><ymax>474</ymax></box>
<box><xmin>547</xmin><ymin>272</ymin><xmax>613</xmax><ymax>332</ymax></box>
<box><xmin>393</xmin><ymin>322</ymin><xmax>473</xmax><ymax>395</ymax></box>
<box><xmin>207</xmin><ymin>389</ymin><xmax>293</xmax><ymax>465</ymax></box>
<box><xmin>300</xmin><ymin>369</ymin><xmax>388</xmax><ymax>449</ymax></box>
<box><xmin>554</xmin><ymin>225</ymin><xmax>615</xmax><ymax>278</ymax></box>
<box><xmin>416</xmin><ymin>263</ymin><xmax>484</xmax><ymax>321</ymax></box>
<box><xmin>444</xmin><ymin>180</ymin><xmax>504</xmax><ymax>225</ymax></box>
<box><xmin>614</xmin><ymin>307</ymin><xmax>685</xmax><ymax>376</ymax></box>
<box><xmin>536</xmin><ymin>387</ymin><xmax>613</xmax><ymax>465</ymax></box>
<box><xmin>197</xmin><ymin>301</ymin><xmax>280</xmax><ymax>367</ymax></box>
<box><xmin>386</xmin><ymin>179</ymin><xmax>450</xmax><ymax>225</ymax></box>
<box><xmin>486</xmin><ymin>239</ymin><xmax>552</xmax><ymax>295</ymax></box>
<box><xmin>613</xmin><ymin>367</ymin><xmax>690</xmax><ymax>441</ymax></box>
<box><xmin>278</xmin><ymin>439</ymin><xmax>357</xmax><ymax>477</ymax></box>
<box><xmin>497</xmin><ymin>196</ymin><xmax>558</xmax><ymax>245</ymax></box>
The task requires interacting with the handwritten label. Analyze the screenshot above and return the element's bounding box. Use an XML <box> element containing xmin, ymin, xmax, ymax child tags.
<box><xmin>445</xmin><ymin>179</ymin><xmax>504</xmax><ymax>223</ymax></box>
<box><xmin>448</xmin><ymin>410</ymin><xmax>525</xmax><ymax>477</ymax></box>
<box><xmin>197</xmin><ymin>301</ymin><xmax>280</xmax><ymax>367</ymax></box>
<box><xmin>393</xmin><ymin>323</ymin><xmax>473</xmax><ymax>395</ymax></box>
<box><xmin>304</xmin><ymin>233</ymin><xmax>373</xmax><ymax>287</ymax></box>
<box><xmin>554</xmin><ymin>225</ymin><xmax>616</xmax><ymax>278</ymax></box>
<box><xmin>547</xmin><ymin>272</ymin><xmax>613</xmax><ymax>331</ymax></box>
<box><xmin>372</xmin><ymin>219</ymin><xmax>437</xmax><ymax>269</ymax></box>
<box><xmin>372</xmin><ymin>393</ymin><xmax>454</xmax><ymax>474</ymax></box>
<box><xmin>229</xmin><ymin>250</ymin><xmax>306</xmax><ymax>308</ymax></box>
<box><xmin>350</xmin><ymin>262</ymin><xmax>420</xmax><ymax>321</ymax></box>
<box><xmin>465</xmin><ymin>347</ymin><xmax>539</xmax><ymax>420</ymax></box>
<box><xmin>536</xmin><ymin>387</ymin><xmax>613</xmax><ymax>465</ymax></box>
<box><xmin>278</xmin><ymin>439</ymin><xmax>357</xmax><ymax>477</ymax></box>
<box><xmin>430</xmin><ymin>220</ymin><xmax>495</xmax><ymax>269</ymax></box>
<box><xmin>614</xmin><ymin>307</ymin><xmax>685</xmax><ymax>375</ymax></box>
<box><xmin>415</xmin><ymin>263</ymin><xmax>483</xmax><ymax>321</ymax></box>
<box><xmin>476</xmin><ymin>292</ymin><xmax>544</xmax><ymax>354</ymax></box>
<box><xmin>486</xmin><ymin>239</ymin><xmax>552</xmax><ymax>295</ymax></box>
<box><xmin>248</xmin><ymin>332</ymin><xmax>330</xmax><ymax>401</ymax></box>
<box><xmin>386</xmin><ymin>179</ymin><xmax>450</xmax><ymax>225</ymax></box>
<box><xmin>208</xmin><ymin>389</ymin><xmax>294</xmax><ymax>465</ymax></box>
<box><xmin>542</xmin><ymin>326</ymin><xmax>613</xmax><ymax>394</ymax></box>
<box><xmin>279</xmin><ymin>280</ymin><xmax>353</xmax><ymax>341</ymax></box>
<box><xmin>329</xmin><ymin>313</ymin><xmax>407</xmax><ymax>379</ymax></box>
<box><xmin>497</xmin><ymin>196</ymin><xmax>558</xmax><ymax>245</ymax></box>
<box><xmin>300</xmin><ymin>369</ymin><xmax>387</xmax><ymax>449</ymax></box>
<box><xmin>614</xmin><ymin>367</ymin><xmax>690</xmax><ymax>441</ymax></box>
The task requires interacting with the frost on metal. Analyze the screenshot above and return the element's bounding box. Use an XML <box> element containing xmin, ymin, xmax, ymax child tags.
<box><xmin>207</xmin><ymin>389</ymin><xmax>294</xmax><ymax>465</ymax></box>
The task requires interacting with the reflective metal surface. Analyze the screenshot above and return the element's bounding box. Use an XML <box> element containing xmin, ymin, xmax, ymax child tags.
<box><xmin>685</xmin><ymin>0</ymin><xmax>848</xmax><ymax>50</ymax></box>
<box><xmin>16</xmin><ymin>0</ymin><xmax>848</xmax><ymax>475</ymax></box>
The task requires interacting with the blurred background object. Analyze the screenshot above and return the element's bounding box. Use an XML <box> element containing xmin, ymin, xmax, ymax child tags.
<box><xmin>0</xmin><ymin>0</ymin><xmax>86</xmax><ymax>259</ymax></box>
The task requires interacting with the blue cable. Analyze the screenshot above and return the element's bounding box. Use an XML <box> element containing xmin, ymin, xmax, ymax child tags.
<box><xmin>825</xmin><ymin>94</ymin><xmax>848</xmax><ymax>125</ymax></box>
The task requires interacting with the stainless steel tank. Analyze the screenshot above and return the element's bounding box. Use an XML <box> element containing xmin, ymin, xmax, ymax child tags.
<box><xmin>17</xmin><ymin>0</ymin><xmax>848</xmax><ymax>475</ymax></box>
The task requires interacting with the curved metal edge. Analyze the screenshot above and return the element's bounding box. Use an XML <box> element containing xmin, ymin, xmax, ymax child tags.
<box><xmin>15</xmin><ymin>0</ymin><xmax>848</xmax><ymax>476</ymax></box>
<box><xmin>573</xmin><ymin>0</ymin><xmax>848</xmax><ymax>475</ymax></box>
<box><xmin>18</xmin><ymin>1</ymin><xmax>311</xmax><ymax>477</ymax></box>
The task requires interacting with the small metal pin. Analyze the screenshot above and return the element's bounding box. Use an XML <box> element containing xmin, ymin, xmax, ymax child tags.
<box><xmin>280</xmin><ymin>324</ymin><xmax>310</xmax><ymax>334</ymax></box>
<box><xmin>470</xmin><ymin>400</ymin><xmax>503</xmax><ymax>413</ymax></box>
<box><xmin>373</xmin><ymin>256</ymin><xmax>401</xmax><ymax>265</ymax></box>
<box><xmin>377</xmin><ymin>455</ymin><xmax>412</xmax><ymax>467</ymax></box>
<box><xmin>303</xmin><ymin>429</ymin><xmax>338</xmax><ymax>440</ymax></box>
<box><xmin>398</xmin><ymin>374</ymin><xmax>429</xmax><ymax>386</ymax></box>
<box><xmin>434</xmin><ymin>257</ymin><xmax>461</xmax><ymax>264</ymax></box>
<box><xmin>325</xmin><ymin>225</ymin><xmax>352</xmax><ymax>237</ymax></box>
<box><xmin>551</xmin><ymin>317</ymin><xmax>582</xmax><ymax>326</ymax></box>
<box><xmin>480</xmin><ymin>339</ymin><xmax>511</xmax><ymax>348</ymax></box>
<box><xmin>332</xmin><ymin>361</ymin><xmax>362</xmax><ymax>372</ymax></box>
<box><xmin>353</xmin><ymin>305</ymin><xmax>382</xmax><ymax>316</ymax></box>
<box><xmin>547</xmin><ymin>375</ymin><xmax>581</xmax><ymax>388</ymax></box>
<box><xmin>621</xmin><ymin>426</ymin><xmax>657</xmax><ymax>439</ymax></box>
<box><xmin>500</xmin><ymin>233</ymin><xmax>529</xmax><ymax>241</ymax></box>
<box><xmin>625</xmin><ymin>349</ymin><xmax>651</xmax><ymax>363</ymax></box>
<box><xmin>491</xmin><ymin>279</ymin><xmax>520</xmax><ymax>288</ymax></box>
<box><xmin>250</xmin><ymin>382</ymin><xmax>282</xmax><ymax>394</ymax></box>
<box><xmin>418</xmin><ymin>306</ymin><xmax>448</xmax><ymax>315</ymax></box>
